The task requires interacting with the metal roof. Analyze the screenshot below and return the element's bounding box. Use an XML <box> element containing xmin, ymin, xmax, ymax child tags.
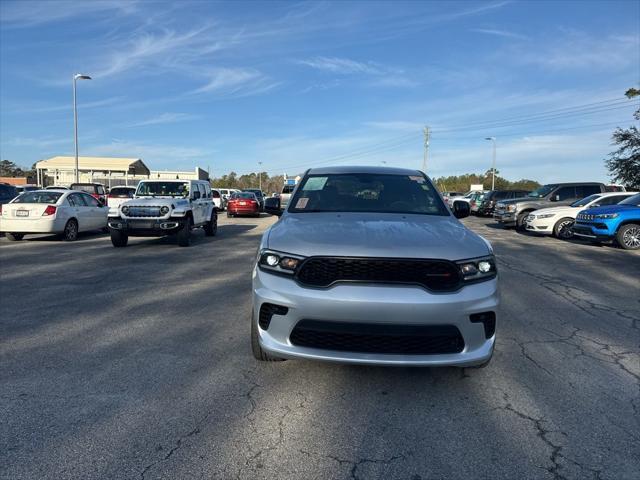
<box><xmin>36</xmin><ymin>156</ymin><xmax>150</xmax><ymax>175</ymax></box>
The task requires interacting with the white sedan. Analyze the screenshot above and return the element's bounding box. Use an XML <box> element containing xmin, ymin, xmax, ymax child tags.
<box><xmin>0</xmin><ymin>189</ymin><xmax>108</xmax><ymax>241</ymax></box>
<box><xmin>525</xmin><ymin>191</ymin><xmax>637</xmax><ymax>239</ymax></box>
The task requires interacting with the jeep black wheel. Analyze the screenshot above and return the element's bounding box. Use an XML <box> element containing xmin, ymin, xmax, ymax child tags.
<box><xmin>553</xmin><ymin>217</ymin><xmax>574</xmax><ymax>239</ymax></box>
<box><xmin>251</xmin><ymin>313</ymin><xmax>285</xmax><ymax>362</ymax></box>
<box><xmin>6</xmin><ymin>232</ymin><xmax>24</xmax><ymax>241</ymax></box>
<box><xmin>616</xmin><ymin>224</ymin><xmax>640</xmax><ymax>250</ymax></box>
<box><xmin>204</xmin><ymin>211</ymin><xmax>217</xmax><ymax>236</ymax></box>
<box><xmin>110</xmin><ymin>228</ymin><xmax>128</xmax><ymax>247</ymax></box>
<box><xmin>177</xmin><ymin>217</ymin><xmax>192</xmax><ymax>247</ymax></box>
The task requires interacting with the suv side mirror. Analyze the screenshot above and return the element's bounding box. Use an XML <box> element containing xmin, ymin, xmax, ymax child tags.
<box><xmin>452</xmin><ymin>200</ymin><xmax>470</xmax><ymax>219</ymax></box>
<box><xmin>550</xmin><ymin>194</ymin><xmax>560</xmax><ymax>202</ymax></box>
<box><xmin>264</xmin><ymin>197</ymin><xmax>283</xmax><ymax>216</ymax></box>
<box><xmin>193</xmin><ymin>191</ymin><xmax>201</xmax><ymax>200</ymax></box>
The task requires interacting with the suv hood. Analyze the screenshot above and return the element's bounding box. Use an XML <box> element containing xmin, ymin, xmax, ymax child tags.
<box><xmin>124</xmin><ymin>197</ymin><xmax>189</xmax><ymax>207</ymax></box>
<box><xmin>498</xmin><ymin>197</ymin><xmax>539</xmax><ymax>205</ymax></box>
<box><xmin>267</xmin><ymin>212</ymin><xmax>490</xmax><ymax>261</ymax></box>
<box><xmin>581</xmin><ymin>205</ymin><xmax>640</xmax><ymax>215</ymax></box>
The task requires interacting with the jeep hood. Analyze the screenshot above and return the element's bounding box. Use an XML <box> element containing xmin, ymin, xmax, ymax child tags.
<box><xmin>267</xmin><ymin>212</ymin><xmax>490</xmax><ymax>261</ymax></box>
<box><xmin>124</xmin><ymin>197</ymin><xmax>190</xmax><ymax>207</ymax></box>
<box><xmin>581</xmin><ymin>205</ymin><xmax>639</xmax><ymax>215</ymax></box>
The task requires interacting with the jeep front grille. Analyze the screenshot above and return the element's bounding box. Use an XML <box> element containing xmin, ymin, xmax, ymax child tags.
<box><xmin>295</xmin><ymin>257</ymin><xmax>462</xmax><ymax>292</ymax></box>
<box><xmin>126</xmin><ymin>206</ymin><xmax>162</xmax><ymax>217</ymax></box>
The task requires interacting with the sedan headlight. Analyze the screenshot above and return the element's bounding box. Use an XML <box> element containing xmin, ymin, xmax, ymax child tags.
<box><xmin>594</xmin><ymin>213</ymin><xmax>619</xmax><ymax>219</ymax></box>
<box><xmin>456</xmin><ymin>256</ymin><xmax>497</xmax><ymax>283</ymax></box>
<box><xmin>258</xmin><ymin>249</ymin><xmax>305</xmax><ymax>275</ymax></box>
<box><xmin>536</xmin><ymin>213</ymin><xmax>555</xmax><ymax>219</ymax></box>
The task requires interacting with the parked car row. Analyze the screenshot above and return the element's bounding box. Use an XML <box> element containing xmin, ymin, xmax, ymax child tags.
<box><xmin>487</xmin><ymin>182</ymin><xmax>639</xmax><ymax>250</ymax></box>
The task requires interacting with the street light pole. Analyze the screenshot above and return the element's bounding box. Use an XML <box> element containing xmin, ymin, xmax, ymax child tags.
<box><xmin>485</xmin><ymin>137</ymin><xmax>496</xmax><ymax>191</ymax></box>
<box><xmin>73</xmin><ymin>74</ymin><xmax>92</xmax><ymax>184</ymax></box>
<box><xmin>258</xmin><ymin>161</ymin><xmax>263</xmax><ymax>191</ymax></box>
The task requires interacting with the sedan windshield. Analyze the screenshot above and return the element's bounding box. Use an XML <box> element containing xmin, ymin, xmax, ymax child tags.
<box><xmin>13</xmin><ymin>192</ymin><xmax>62</xmax><ymax>204</ymax></box>
<box><xmin>136</xmin><ymin>182</ymin><xmax>189</xmax><ymax>197</ymax></box>
<box><xmin>619</xmin><ymin>193</ymin><xmax>640</xmax><ymax>206</ymax></box>
<box><xmin>288</xmin><ymin>173</ymin><xmax>449</xmax><ymax>215</ymax></box>
<box><xmin>571</xmin><ymin>194</ymin><xmax>601</xmax><ymax>207</ymax></box>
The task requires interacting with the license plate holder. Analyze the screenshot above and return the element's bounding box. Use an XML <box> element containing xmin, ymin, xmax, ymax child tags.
<box><xmin>16</xmin><ymin>210</ymin><xmax>29</xmax><ymax>217</ymax></box>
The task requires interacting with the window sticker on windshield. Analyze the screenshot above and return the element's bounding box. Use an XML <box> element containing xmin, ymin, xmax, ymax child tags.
<box><xmin>295</xmin><ymin>197</ymin><xmax>309</xmax><ymax>209</ymax></box>
<box><xmin>303</xmin><ymin>177</ymin><xmax>328</xmax><ymax>191</ymax></box>
<box><xmin>409</xmin><ymin>175</ymin><xmax>425</xmax><ymax>183</ymax></box>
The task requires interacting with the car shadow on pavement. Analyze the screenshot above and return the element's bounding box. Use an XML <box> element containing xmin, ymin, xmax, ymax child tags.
<box><xmin>10</xmin><ymin>231</ymin><xmax>108</xmax><ymax>243</ymax></box>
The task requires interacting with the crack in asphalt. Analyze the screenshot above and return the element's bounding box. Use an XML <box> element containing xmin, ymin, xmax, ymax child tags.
<box><xmin>494</xmin><ymin>390</ymin><xmax>604</xmax><ymax>480</ymax></box>
<box><xmin>299</xmin><ymin>449</ymin><xmax>407</xmax><ymax>480</ymax></box>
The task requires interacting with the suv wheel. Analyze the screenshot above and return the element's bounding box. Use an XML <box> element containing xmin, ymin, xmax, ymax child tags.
<box><xmin>63</xmin><ymin>219</ymin><xmax>78</xmax><ymax>241</ymax></box>
<box><xmin>6</xmin><ymin>233</ymin><xmax>24</xmax><ymax>241</ymax></box>
<box><xmin>553</xmin><ymin>217</ymin><xmax>574</xmax><ymax>239</ymax></box>
<box><xmin>251</xmin><ymin>313</ymin><xmax>285</xmax><ymax>362</ymax></box>
<box><xmin>515</xmin><ymin>212</ymin><xmax>529</xmax><ymax>231</ymax></box>
<box><xmin>110</xmin><ymin>228</ymin><xmax>128</xmax><ymax>247</ymax></box>
<box><xmin>177</xmin><ymin>217</ymin><xmax>192</xmax><ymax>247</ymax></box>
<box><xmin>616</xmin><ymin>224</ymin><xmax>640</xmax><ymax>250</ymax></box>
<box><xmin>204</xmin><ymin>211</ymin><xmax>217</xmax><ymax>236</ymax></box>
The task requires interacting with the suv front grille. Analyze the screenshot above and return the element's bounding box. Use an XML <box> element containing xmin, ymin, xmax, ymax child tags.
<box><xmin>296</xmin><ymin>257</ymin><xmax>462</xmax><ymax>291</ymax></box>
<box><xmin>126</xmin><ymin>206</ymin><xmax>162</xmax><ymax>217</ymax></box>
<box><xmin>289</xmin><ymin>320</ymin><xmax>465</xmax><ymax>354</ymax></box>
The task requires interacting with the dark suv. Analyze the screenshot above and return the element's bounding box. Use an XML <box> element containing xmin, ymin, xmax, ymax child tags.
<box><xmin>70</xmin><ymin>183</ymin><xmax>107</xmax><ymax>205</ymax></box>
<box><xmin>477</xmin><ymin>190</ymin><xmax>529</xmax><ymax>216</ymax></box>
<box><xmin>494</xmin><ymin>182</ymin><xmax>606</xmax><ymax>229</ymax></box>
<box><xmin>0</xmin><ymin>183</ymin><xmax>18</xmax><ymax>206</ymax></box>
<box><xmin>243</xmin><ymin>189</ymin><xmax>265</xmax><ymax>211</ymax></box>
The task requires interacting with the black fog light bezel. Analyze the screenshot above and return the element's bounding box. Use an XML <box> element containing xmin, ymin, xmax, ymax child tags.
<box><xmin>470</xmin><ymin>311</ymin><xmax>496</xmax><ymax>338</ymax></box>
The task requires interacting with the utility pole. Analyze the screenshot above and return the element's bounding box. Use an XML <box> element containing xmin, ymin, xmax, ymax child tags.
<box><xmin>485</xmin><ymin>137</ymin><xmax>497</xmax><ymax>190</ymax></box>
<box><xmin>422</xmin><ymin>126</ymin><xmax>430</xmax><ymax>173</ymax></box>
<box><xmin>258</xmin><ymin>161</ymin><xmax>263</xmax><ymax>191</ymax></box>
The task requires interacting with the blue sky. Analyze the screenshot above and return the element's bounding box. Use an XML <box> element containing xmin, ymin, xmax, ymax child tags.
<box><xmin>1</xmin><ymin>0</ymin><xmax>638</xmax><ymax>183</ymax></box>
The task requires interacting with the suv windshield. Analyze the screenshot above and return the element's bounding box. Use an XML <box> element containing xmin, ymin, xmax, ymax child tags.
<box><xmin>136</xmin><ymin>181</ymin><xmax>189</xmax><ymax>197</ymax></box>
<box><xmin>527</xmin><ymin>184</ymin><xmax>558</xmax><ymax>198</ymax></box>
<box><xmin>289</xmin><ymin>173</ymin><xmax>449</xmax><ymax>215</ymax></box>
<box><xmin>571</xmin><ymin>194</ymin><xmax>601</xmax><ymax>207</ymax></box>
<box><xmin>619</xmin><ymin>193</ymin><xmax>640</xmax><ymax>206</ymax></box>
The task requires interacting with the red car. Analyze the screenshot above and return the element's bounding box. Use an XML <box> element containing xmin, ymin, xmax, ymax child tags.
<box><xmin>227</xmin><ymin>192</ymin><xmax>260</xmax><ymax>217</ymax></box>
<box><xmin>70</xmin><ymin>183</ymin><xmax>107</xmax><ymax>205</ymax></box>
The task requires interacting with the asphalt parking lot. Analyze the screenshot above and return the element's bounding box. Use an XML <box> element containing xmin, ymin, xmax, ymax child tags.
<box><xmin>1</xmin><ymin>214</ymin><xmax>638</xmax><ymax>480</ymax></box>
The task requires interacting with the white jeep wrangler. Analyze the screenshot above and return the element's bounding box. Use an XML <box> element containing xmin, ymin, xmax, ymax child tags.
<box><xmin>107</xmin><ymin>179</ymin><xmax>217</xmax><ymax>247</ymax></box>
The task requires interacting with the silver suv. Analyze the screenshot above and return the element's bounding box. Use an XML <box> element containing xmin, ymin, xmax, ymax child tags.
<box><xmin>252</xmin><ymin>166</ymin><xmax>499</xmax><ymax>367</ymax></box>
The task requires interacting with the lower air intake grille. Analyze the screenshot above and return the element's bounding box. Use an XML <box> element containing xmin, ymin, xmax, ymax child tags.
<box><xmin>289</xmin><ymin>320</ymin><xmax>464</xmax><ymax>354</ymax></box>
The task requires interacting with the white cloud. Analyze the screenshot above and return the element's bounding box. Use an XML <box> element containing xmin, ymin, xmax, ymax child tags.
<box><xmin>471</xmin><ymin>28</ymin><xmax>528</xmax><ymax>40</ymax></box>
<box><xmin>191</xmin><ymin>68</ymin><xmax>280</xmax><ymax>97</ymax></box>
<box><xmin>296</xmin><ymin>56</ymin><xmax>384</xmax><ymax>75</ymax></box>
<box><xmin>9</xmin><ymin>97</ymin><xmax>125</xmax><ymax>114</ymax></box>
<box><xmin>513</xmin><ymin>31</ymin><xmax>640</xmax><ymax>70</ymax></box>
<box><xmin>364</xmin><ymin>121</ymin><xmax>425</xmax><ymax>132</ymax></box>
<box><xmin>128</xmin><ymin>112</ymin><xmax>199</xmax><ymax>127</ymax></box>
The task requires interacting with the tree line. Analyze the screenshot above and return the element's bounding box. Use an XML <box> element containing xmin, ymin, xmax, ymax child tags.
<box><xmin>210</xmin><ymin>172</ymin><xmax>284</xmax><ymax>195</ymax></box>
<box><xmin>432</xmin><ymin>171</ymin><xmax>540</xmax><ymax>193</ymax></box>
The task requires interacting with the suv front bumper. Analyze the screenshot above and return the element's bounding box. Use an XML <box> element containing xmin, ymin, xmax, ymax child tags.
<box><xmin>108</xmin><ymin>217</ymin><xmax>184</xmax><ymax>236</ymax></box>
<box><xmin>493</xmin><ymin>211</ymin><xmax>516</xmax><ymax>225</ymax></box>
<box><xmin>252</xmin><ymin>267</ymin><xmax>499</xmax><ymax>366</ymax></box>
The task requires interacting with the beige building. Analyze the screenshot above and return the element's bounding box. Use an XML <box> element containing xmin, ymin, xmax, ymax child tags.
<box><xmin>35</xmin><ymin>156</ymin><xmax>209</xmax><ymax>187</ymax></box>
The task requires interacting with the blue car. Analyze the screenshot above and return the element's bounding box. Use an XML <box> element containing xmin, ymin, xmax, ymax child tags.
<box><xmin>572</xmin><ymin>192</ymin><xmax>640</xmax><ymax>249</ymax></box>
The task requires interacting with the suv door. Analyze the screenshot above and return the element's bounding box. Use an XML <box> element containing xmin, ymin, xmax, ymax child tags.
<box><xmin>575</xmin><ymin>185</ymin><xmax>602</xmax><ymax>199</ymax></box>
<box><xmin>191</xmin><ymin>182</ymin><xmax>206</xmax><ymax>225</ymax></box>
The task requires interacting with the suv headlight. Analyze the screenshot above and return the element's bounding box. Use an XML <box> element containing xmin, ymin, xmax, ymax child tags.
<box><xmin>594</xmin><ymin>213</ymin><xmax>619</xmax><ymax>219</ymax></box>
<box><xmin>506</xmin><ymin>204</ymin><xmax>517</xmax><ymax>212</ymax></box>
<box><xmin>456</xmin><ymin>255</ymin><xmax>497</xmax><ymax>283</ymax></box>
<box><xmin>258</xmin><ymin>249</ymin><xmax>305</xmax><ymax>275</ymax></box>
<box><xmin>160</xmin><ymin>206</ymin><xmax>170</xmax><ymax>215</ymax></box>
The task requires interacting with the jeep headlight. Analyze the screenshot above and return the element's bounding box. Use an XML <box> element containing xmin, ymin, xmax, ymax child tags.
<box><xmin>258</xmin><ymin>249</ymin><xmax>305</xmax><ymax>275</ymax></box>
<box><xmin>160</xmin><ymin>206</ymin><xmax>170</xmax><ymax>215</ymax></box>
<box><xmin>594</xmin><ymin>213</ymin><xmax>619</xmax><ymax>219</ymax></box>
<box><xmin>121</xmin><ymin>205</ymin><xmax>129</xmax><ymax>215</ymax></box>
<box><xmin>457</xmin><ymin>255</ymin><xmax>497</xmax><ymax>283</ymax></box>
